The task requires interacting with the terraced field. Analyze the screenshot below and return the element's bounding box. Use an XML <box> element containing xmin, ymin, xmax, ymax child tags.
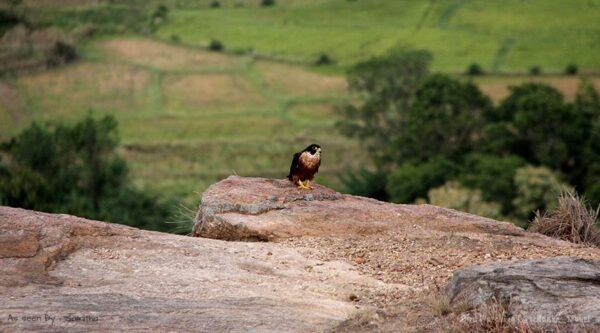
<box><xmin>0</xmin><ymin>38</ymin><xmax>361</xmax><ymax>205</ymax></box>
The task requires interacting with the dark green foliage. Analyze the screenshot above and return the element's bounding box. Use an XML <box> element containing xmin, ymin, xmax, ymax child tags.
<box><xmin>0</xmin><ymin>115</ymin><xmax>171</xmax><ymax>231</ymax></box>
<box><xmin>504</xmin><ymin>84</ymin><xmax>587</xmax><ymax>174</ymax></box>
<box><xmin>466</xmin><ymin>63</ymin><xmax>483</xmax><ymax>75</ymax></box>
<box><xmin>403</xmin><ymin>75</ymin><xmax>491</xmax><ymax>163</ymax></box>
<box><xmin>386</xmin><ymin>158</ymin><xmax>457</xmax><ymax>203</ymax></box>
<box><xmin>209</xmin><ymin>39</ymin><xmax>223</xmax><ymax>51</ymax></box>
<box><xmin>459</xmin><ymin>154</ymin><xmax>525</xmax><ymax>214</ymax></box>
<box><xmin>565</xmin><ymin>63</ymin><xmax>578</xmax><ymax>75</ymax></box>
<box><xmin>529</xmin><ymin>66</ymin><xmax>541</xmax><ymax>75</ymax></box>
<box><xmin>338</xmin><ymin>50</ymin><xmax>599</xmax><ymax>223</ymax></box>
<box><xmin>210</xmin><ymin>0</ymin><xmax>221</xmax><ymax>8</ymax></box>
<box><xmin>478</xmin><ymin>122</ymin><xmax>524</xmax><ymax>156</ymax></box>
<box><xmin>0</xmin><ymin>9</ymin><xmax>23</xmax><ymax>35</ymax></box>
<box><xmin>337</xmin><ymin>49</ymin><xmax>432</xmax><ymax>167</ymax></box>
<box><xmin>315</xmin><ymin>53</ymin><xmax>332</xmax><ymax>65</ymax></box>
<box><xmin>47</xmin><ymin>41</ymin><xmax>77</xmax><ymax>66</ymax></box>
<box><xmin>340</xmin><ymin>168</ymin><xmax>388</xmax><ymax>202</ymax></box>
<box><xmin>36</xmin><ymin>5</ymin><xmax>149</xmax><ymax>34</ymax></box>
<box><xmin>261</xmin><ymin>0</ymin><xmax>276</xmax><ymax>7</ymax></box>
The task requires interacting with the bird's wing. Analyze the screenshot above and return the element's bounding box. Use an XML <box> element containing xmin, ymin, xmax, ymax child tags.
<box><xmin>287</xmin><ymin>152</ymin><xmax>301</xmax><ymax>180</ymax></box>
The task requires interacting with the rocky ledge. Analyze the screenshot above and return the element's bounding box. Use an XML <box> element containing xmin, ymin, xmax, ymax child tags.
<box><xmin>2</xmin><ymin>176</ymin><xmax>600</xmax><ymax>332</ymax></box>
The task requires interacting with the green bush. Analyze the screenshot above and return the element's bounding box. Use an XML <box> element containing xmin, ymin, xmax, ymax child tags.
<box><xmin>210</xmin><ymin>0</ymin><xmax>221</xmax><ymax>8</ymax></box>
<box><xmin>386</xmin><ymin>158</ymin><xmax>457</xmax><ymax>203</ymax></box>
<box><xmin>315</xmin><ymin>53</ymin><xmax>332</xmax><ymax>65</ymax></box>
<box><xmin>261</xmin><ymin>0</ymin><xmax>275</xmax><ymax>6</ymax></box>
<box><xmin>565</xmin><ymin>63</ymin><xmax>578</xmax><ymax>75</ymax></box>
<box><xmin>466</xmin><ymin>63</ymin><xmax>484</xmax><ymax>75</ymax></box>
<box><xmin>459</xmin><ymin>154</ymin><xmax>525</xmax><ymax>214</ymax></box>
<box><xmin>512</xmin><ymin>166</ymin><xmax>571</xmax><ymax>222</ymax></box>
<box><xmin>428</xmin><ymin>182</ymin><xmax>503</xmax><ymax>220</ymax></box>
<box><xmin>47</xmin><ymin>41</ymin><xmax>77</xmax><ymax>66</ymax></box>
<box><xmin>529</xmin><ymin>66</ymin><xmax>541</xmax><ymax>75</ymax></box>
<box><xmin>209</xmin><ymin>39</ymin><xmax>223</xmax><ymax>51</ymax></box>
<box><xmin>340</xmin><ymin>168</ymin><xmax>388</xmax><ymax>202</ymax></box>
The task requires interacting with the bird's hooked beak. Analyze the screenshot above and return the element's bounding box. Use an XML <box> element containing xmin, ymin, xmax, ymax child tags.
<box><xmin>317</xmin><ymin>147</ymin><xmax>322</xmax><ymax>155</ymax></box>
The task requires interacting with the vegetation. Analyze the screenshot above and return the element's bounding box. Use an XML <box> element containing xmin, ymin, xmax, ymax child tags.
<box><xmin>339</xmin><ymin>49</ymin><xmax>600</xmax><ymax>225</ymax></box>
<box><xmin>0</xmin><ymin>115</ymin><xmax>171</xmax><ymax>231</ymax></box>
<box><xmin>530</xmin><ymin>191</ymin><xmax>600</xmax><ymax>246</ymax></box>
<box><xmin>0</xmin><ymin>37</ymin><xmax>362</xmax><ymax>212</ymax></box>
<box><xmin>155</xmin><ymin>0</ymin><xmax>600</xmax><ymax>72</ymax></box>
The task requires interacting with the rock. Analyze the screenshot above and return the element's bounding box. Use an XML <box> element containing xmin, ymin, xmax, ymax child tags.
<box><xmin>3</xmin><ymin>177</ymin><xmax>600</xmax><ymax>332</ymax></box>
<box><xmin>0</xmin><ymin>206</ymin><xmax>390</xmax><ymax>332</ymax></box>
<box><xmin>193</xmin><ymin>176</ymin><xmax>528</xmax><ymax>241</ymax></box>
<box><xmin>446</xmin><ymin>256</ymin><xmax>600</xmax><ymax>330</ymax></box>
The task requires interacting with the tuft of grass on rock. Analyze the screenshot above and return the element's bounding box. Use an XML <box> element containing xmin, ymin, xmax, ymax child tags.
<box><xmin>166</xmin><ymin>202</ymin><xmax>198</xmax><ymax>235</ymax></box>
<box><xmin>529</xmin><ymin>191</ymin><xmax>600</xmax><ymax>246</ymax></box>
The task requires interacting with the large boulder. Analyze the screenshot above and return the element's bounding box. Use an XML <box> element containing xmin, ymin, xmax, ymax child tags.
<box><xmin>446</xmin><ymin>256</ymin><xmax>600</xmax><ymax>330</ymax></box>
<box><xmin>0</xmin><ymin>206</ymin><xmax>390</xmax><ymax>332</ymax></box>
<box><xmin>193</xmin><ymin>176</ymin><xmax>528</xmax><ymax>241</ymax></box>
<box><xmin>3</xmin><ymin>177</ymin><xmax>600</xmax><ymax>332</ymax></box>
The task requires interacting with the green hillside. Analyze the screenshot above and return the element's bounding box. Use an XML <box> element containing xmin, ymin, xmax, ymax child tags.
<box><xmin>156</xmin><ymin>0</ymin><xmax>600</xmax><ymax>73</ymax></box>
<box><xmin>0</xmin><ymin>38</ymin><xmax>364</xmax><ymax>206</ymax></box>
<box><xmin>2</xmin><ymin>0</ymin><xmax>600</xmax><ymax>209</ymax></box>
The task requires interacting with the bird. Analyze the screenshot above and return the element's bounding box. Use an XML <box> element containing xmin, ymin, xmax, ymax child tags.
<box><xmin>287</xmin><ymin>144</ymin><xmax>322</xmax><ymax>190</ymax></box>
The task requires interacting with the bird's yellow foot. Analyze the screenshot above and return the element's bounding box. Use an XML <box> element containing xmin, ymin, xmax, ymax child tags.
<box><xmin>297</xmin><ymin>180</ymin><xmax>311</xmax><ymax>190</ymax></box>
<box><xmin>305</xmin><ymin>180</ymin><xmax>314</xmax><ymax>190</ymax></box>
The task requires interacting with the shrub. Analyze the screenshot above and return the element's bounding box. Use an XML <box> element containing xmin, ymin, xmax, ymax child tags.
<box><xmin>209</xmin><ymin>39</ymin><xmax>223</xmax><ymax>51</ymax></box>
<box><xmin>261</xmin><ymin>0</ymin><xmax>275</xmax><ymax>6</ymax></box>
<box><xmin>340</xmin><ymin>168</ymin><xmax>388</xmax><ymax>201</ymax></box>
<box><xmin>210</xmin><ymin>0</ymin><xmax>221</xmax><ymax>8</ymax></box>
<box><xmin>48</xmin><ymin>41</ymin><xmax>77</xmax><ymax>66</ymax></box>
<box><xmin>512</xmin><ymin>166</ymin><xmax>571</xmax><ymax>221</ymax></box>
<box><xmin>459</xmin><ymin>154</ymin><xmax>525</xmax><ymax>214</ymax></box>
<box><xmin>315</xmin><ymin>53</ymin><xmax>332</xmax><ymax>65</ymax></box>
<box><xmin>428</xmin><ymin>182</ymin><xmax>504</xmax><ymax>220</ymax></box>
<box><xmin>466</xmin><ymin>63</ymin><xmax>484</xmax><ymax>75</ymax></box>
<box><xmin>150</xmin><ymin>4</ymin><xmax>168</xmax><ymax>27</ymax></box>
<box><xmin>529</xmin><ymin>66</ymin><xmax>541</xmax><ymax>75</ymax></box>
<box><xmin>386</xmin><ymin>158</ymin><xmax>457</xmax><ymax>203</ymax></box>
<box><xmin>529</xmin><ymin>191</ymin><xmax>600</xmax><ymax>246</ymax></box>
<box><xmin>565</xmin><ymin>63</ymin><xmax>578</xmax><ymax>75</ymax></box>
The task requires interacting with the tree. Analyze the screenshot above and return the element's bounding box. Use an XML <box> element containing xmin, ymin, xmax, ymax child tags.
<box><xmin>459</xmin><ymin>154</ymin><xmax>525</xmax><ymax>215</ymax></box>
<box><xmin>400</xmin><ymin>74</ymin><xmax>491</xmax><ymax>163</ymax></box>
<box><xmin>337</xmin><ymin>49</ymin><xmax>432</xmax><ymax>168</ymax></box>
<box><xmin>0</xmin><ymin>115</ymin><xmax>170</xmax><ymax>231</ymax></box>
<box><xmin>496</xmin><ymin>83</ymin><xmax>587</xmax><ymax>172</ymax></box>
<box><xmin>386</xmin><ymin>157</ymin><xmax>457</xmax><ymax>203</ymax></box>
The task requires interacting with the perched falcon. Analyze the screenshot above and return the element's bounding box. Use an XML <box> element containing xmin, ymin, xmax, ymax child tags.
<box><xmin>287</xmin><ymin>144</ymin><xmax>321</xmax><ymax>190</ymax></box>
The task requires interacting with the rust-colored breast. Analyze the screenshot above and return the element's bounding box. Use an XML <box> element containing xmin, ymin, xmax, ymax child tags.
<box><xmin>295</xmin><ymin>152</ymin><xmax>321</xmax><ymax>181</ymax></box>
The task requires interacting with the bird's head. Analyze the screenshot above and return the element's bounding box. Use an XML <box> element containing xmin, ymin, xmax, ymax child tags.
<box><xmin>305</xmin><ymin>144</ymin><xmax>322</xmax><ymax>156</ymax></box>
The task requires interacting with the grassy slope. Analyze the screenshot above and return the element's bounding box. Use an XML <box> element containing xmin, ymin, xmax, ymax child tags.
<box><xmin>2</xmin><ymin>0</ymin><xmax>600</xmax><ymax>209</ymax></box>
<box><xmin>156</xmin><ymin>0</ymin><xmax>600</xmax><ymax>73</ymax></box>
<box><xmin>1</xmin><ymin>37</ymin><xmax>364</xmax><ymax>206</ymax></box>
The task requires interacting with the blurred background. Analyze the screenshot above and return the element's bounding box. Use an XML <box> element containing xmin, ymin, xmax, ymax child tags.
<box><xmin>0</xmin><ymin>0</ymin><xmax>599</xmax><ymax>232</ymax></box>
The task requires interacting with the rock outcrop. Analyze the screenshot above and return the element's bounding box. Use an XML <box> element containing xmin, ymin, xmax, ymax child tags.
<box><xmin>0</xmin><ymin>206</ymin><xmax>384</xmax><ymax>332</ymax></box>
<box><xmin>2</xmin><ymin>176</ymin><xmax>600</xmax><ymax>332</ymax></box>
<box><xmin>193</xmin><ymin>176</ymin><xmax>529</xmax><ymax>241</ymax></box>
<box><xmin>446</xmin><ymin>256</ymin><xmax>600</xmax><ymax>330</ymax></box>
